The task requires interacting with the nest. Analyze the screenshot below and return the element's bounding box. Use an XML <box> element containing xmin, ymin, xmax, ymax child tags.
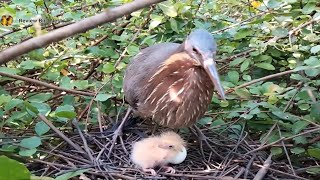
<box><xmin>26</xmin><ymin>117</ymin><xmax>313</xmax><ymax>180</ymax></box>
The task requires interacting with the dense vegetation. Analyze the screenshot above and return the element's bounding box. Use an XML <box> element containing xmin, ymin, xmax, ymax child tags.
<box><xmin>0</xmin><ymin>0</ymin><xmax>320</xmax><ymax>179</ymax></box>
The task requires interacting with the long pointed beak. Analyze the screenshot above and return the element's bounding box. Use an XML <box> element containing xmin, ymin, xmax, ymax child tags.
<box><xmin>203</xmin><ymin>57</ymin><xmax>225</xmax><ymax>100</ymax></box>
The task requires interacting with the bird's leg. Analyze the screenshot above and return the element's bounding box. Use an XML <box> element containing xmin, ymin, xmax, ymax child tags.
<box><xmin>161</xmin><ymin>166</ymin><xmax>176</xmax><ymax>174</ymax></box>
<box><xmin>191</xmin><ymin>125</ymin><xmax>223</xmax><ymax>159</ymax></box>
<box><xmin>143</xmin><ymin>168</ymin><xmax>157</xmax><ymax>176</ymax></box>
<box><xmin>107</xmin><ymin>107</ymin><xmax>132</xmax><ymax>157</ymax></box>
<box><xmin>190</xmin><ymin>125</ymin><xmax>205</xmax><ymax>158</ymax></box>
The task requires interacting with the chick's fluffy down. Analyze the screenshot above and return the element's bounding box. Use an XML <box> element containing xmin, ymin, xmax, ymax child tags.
<box><xmin>130</xmin><ymin>131</ymin><xmax>186</xmax><ymax>169</ymax></box>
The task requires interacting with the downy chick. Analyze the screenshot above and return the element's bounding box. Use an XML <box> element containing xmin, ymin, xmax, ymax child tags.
<box><xmin>130</xmin><ymin>131</ymin><xmax>187</xmax><ymax>175</ymax></box>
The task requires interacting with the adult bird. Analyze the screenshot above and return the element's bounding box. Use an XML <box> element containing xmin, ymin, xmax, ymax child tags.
<box><xmin>109</xmin><ymin>29</ymin><xmax>225</xmax><ymax>156</ymax></box>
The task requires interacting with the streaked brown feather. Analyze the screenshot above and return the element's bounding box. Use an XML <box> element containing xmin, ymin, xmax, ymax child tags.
<box><xmin>124</xmin><ymin>45</ymin><xmax>214</xmax><ymax>128</ymax></box>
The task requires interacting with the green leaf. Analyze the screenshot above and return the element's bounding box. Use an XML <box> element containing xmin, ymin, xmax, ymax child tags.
<box><xmin>219</xmin><ymin>100</ymin><xmax>229</xmax><ymax>107</ymax></box>
<box><xmin>304</xmin><ymin>56</ymin><xmax>320</xmax><ymax>66</ymax></box>
<box><xmin>102</xmin><ymin>63</ymin><xmax>116</xmax><ymax>74</ymax></box>
<box><xmin>302</xmin><ymin>3</ymin><xmax>316</xmax><ymax>14</ymax></box>
<box><xmin>240</xmin><ymin>59</ymin><xmax>251</xmax><ymax>72</ymax></box>
<box><xmin>242</xmin><ymin>75</ymin><xmax>251</xmax><ymax>81</ymax></box>
<box><xmin>35</xmin><ymin>121</ymin><xmax>50</xmax><ymax>136</ymax></box>
<box><xmin>235</xmin><ymin>89</ymin><xmax>251</xmax><ymax>98</ymax></box>
<box><xmin>305</xmin><ymin>69</ymin><xmax>320</xmax><ymax>77</ymax></box>
<box><xmin>19</xmin><ymin>148</ymin><xmax>37</xmax><ymax>156</ymax></box>
<box><xmin>55</xmin><ymin>111</ymin><xmax>76</xmax><ymax>119</ymax></box>
<box><xmin>268</xmin><ymin>95</ymin><xmax>278</xmax><ymax>104</ymax></box>
<box><xmin>4</xmin><ymin>99</ymin><xmax>23</xmax><ymax>111</ymax></box>
<box><xmin>230</xmin><ymin>57</ymin><xmax>246</xmax><ymax>66</ymax></box>
<box><xmin>55</xmin><ymin>169</ymin><xmax>89</xmax><ymax>180</ymax></box>
<box><xmin>271</xmin><ymin>147</ymin><xmax>282</xmax><ymax>156</ymax></box>
<box><xmin>27</xmin><ymin>93</ymin><xmax>53</xmax><ymax>103</ymax></box>
<box><xmin>20</xmin><ymin>136</ymin><xmax>41</xmax><ymax>149</ymax></box>
<box><xmin>131</xmin><ymin>9</ymin><xmax>142</xmax><ymax>17</ymax></box>
<box><xmin>169</xmin><ymin>19</ymin><xmax>178</xmax><ymax>32</ymax></box>
<box><xmin>308</xmin><ymin>148</ymin><xmax>320</xmax><ymax>159</ymax></box>
<box><xmin>234</xmin><ymin>28</ymin><xmax>252</xmax><ymax>40</ymax></box>
<box><xmin>228</xmin><ymin>71</ymin><xmax>239</xmax><ymax>84</ymax></box>
<box><xmin>19</xmin><ymin>60</ymin><xmax>35</xmax><ymax>70</ymax></box>
<box><xmin>306</xmin><ymin>167</ymin><xmax>320</xmax><ymax>175</ymax></box>
<box><xmin>94</xmin><ymin>93</ymin><xmax>114</xmax><ymax>102</ymax></box>
<box><xmin>0</xmin><ymin>67</ymin><xmax>20</xmax><ymax>75</ymax></box>
<box><xmin>149</xmin><ymin>15</ymin><xmax>163</xmax><ymax>29</ymax></box>
<box><xmin>241</xmin><ymin>114</ymin><xmax>253</xmax><ymax>119</ymax></box>
<box><xmin>60</xmin><ymin>76</ymin><xmax>74</xmax><ymax>89</ymax></box>
<box><xmin>159</xmin><ymin>1</ymin><xmax>177</xmax><ymax>17</ymax></box>
<box><xmin>211</xmin><ymin>119</ymin><xmax>225</xmax><ymax>127</ymax></box>
<box><xmin>127</xmin><ymin>45</ymin><xmax>140</xmax><ymax>56</ymax></box>
<box><xmin>267</xmin><ymin>0</ymin><xmax>282</xmax><ymax>8</ymax></box>
<box><xmin>290</xmin><ymin>147</ymin><xmax>305</xmax><ymax>155</ymax></box>
<box><xmin>272</xmin><ymin>27</ymin><xmax>288</xmax><ymax>37</ymax></box>
<box><xmin>55</xmin><ymin>105</ymin><xmax>76</xmax><ymax>118</ymax></box>
<box><xmin>272</xmin><ymin>111</ymin><xmax>299</xmax><ymax>122</ymax></box>
<box><xmin>0</xmin><ymin>156</ymin><xmax>30</xmax><ymax>180</ymax></box>
<box><xmin>255</xmin><ymin>63</ymin><xmax>275</xmax><ymax>70</ymax></box>
<box><xmin>24</xmin><ymin>101</ymin><xmax>39</xmax><ymax>115</ymax></box>
<box><xmin>0</xmin><ymin>94</ymin><xmax>12</xmax><ymax>106</ymax></box>
<box><xmin>311</xmin><ymin>45</ymin><xmax>320</xmax><ymax>54</ymax></box>
<box><xmin>310</xmin><ymin>103</ymin><xmax>320</xmax><ymax>121</ymax></box>
<box><xmin>255</xmin><ymin>55</ymin><xmax>273</xmax><ymax>62</ymax></box>
<box><xmin>31</xmin><ymin>102</ymin><xmax>51</xmax><ymax>116</ymax></box>
<box><xmin>73</xmin><ymin>80</ymin><xmax>89</xmax><ymax>90</ymax></box>
<box><xmin>293</xmin><ymin>136</ymin><xmax>308</xmax><ymax>144</ymax></box>
<box><xmin>249</xmin><ymin>107</ymin><xmax>261</xmax><ymax>115</ymax></box>
<box><xmin>198</xmin><ymin>117</ymin><xmax>213</xmax><ymax>126</ymax></box>
<box><xmin>298</xmin><ymin>103</ymin><xmax>310</xmax><ymax>110</ymax></box>
<box><xmin>292</xmin><ymin>121</ymin><xmax>309</xmax><ymax>134</ymax></box>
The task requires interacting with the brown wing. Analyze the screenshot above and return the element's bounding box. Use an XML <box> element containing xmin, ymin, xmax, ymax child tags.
<box><xmin>123</xmin><ymin>42</ymin><xmax>180</xmax><ymax>110</ymax></box>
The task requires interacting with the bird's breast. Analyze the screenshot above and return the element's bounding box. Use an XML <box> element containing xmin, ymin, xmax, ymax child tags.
<box><xmin>137</xmin><ymin>53</ymin><xmax>214</xmax><ymax>128</ymax></box>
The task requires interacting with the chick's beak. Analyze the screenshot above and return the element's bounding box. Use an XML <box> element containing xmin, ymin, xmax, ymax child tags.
<box><xmin>202</xmin><ymin>54</ymin><xmax>225</xmax><ymax>100</ymax></box>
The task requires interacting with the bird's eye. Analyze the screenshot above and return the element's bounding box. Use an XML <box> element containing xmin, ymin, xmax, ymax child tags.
<box><xmin>192</xmin><ymin>47</ymin><xmax>199</xmax><ymax>55</ymax></box>
<box><xmin>168</xmin><ymin>145</ymin><xmax>173</xmax><ymax>148</ymax></box>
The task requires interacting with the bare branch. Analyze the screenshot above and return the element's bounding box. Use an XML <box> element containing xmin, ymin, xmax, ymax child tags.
<box><xmin>0</xmin><ymin>0</ymin><xmax>166</xmax><ymax>65</ymax></box>
<box><xmin>253</xmin><ymin>154</ymin><xmax>272</xmax><ymax>180</ymax></box>
<box><xmin>0</xmin><ymin>71</ymin><xmax>95</xmax><ymax>96</ymax></box>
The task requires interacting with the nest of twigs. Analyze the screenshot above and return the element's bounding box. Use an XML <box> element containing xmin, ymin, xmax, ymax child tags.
<box><xmin>25</xmin><ymin>115</ymin><xmax>314</xmax><ymax>180</ymax></box>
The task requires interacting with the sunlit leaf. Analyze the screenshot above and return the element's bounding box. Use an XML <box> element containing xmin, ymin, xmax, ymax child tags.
<box><xmin>308</xmin><ymin>148</ymin><xmax>320</xmax><ymax>159</ymax></box>
<box><xmin>291</xmin><ymin>147</ymin><xmax>305</xmax><ymax>154</ymax></box>
<box><xmin>94</xmin><ymin>93</ymin><xmax>115</xmax><ymax>102</ymax></box>
<box><xmin>159</xmin><ymin>1</ymin><xmax>177</xmax><ymax>17</ymax></box>
<box><xmin>20</xmin><ymin>136</ymin><xmax>41</xmax><ymax>149</ymax></box>
<box><xmin>35</xmin><ymin>121</ymin><xmax>50</xmax><ymax>136</ymax></box>
<box><xmin>55</xmin><ymin>169</ymin><xmax>89</xmax><ymax>180</ymax></box>
<box><xmin>311</xmin><ymin>45</ymin><xmax>320</xmax><ymax>54</ymax></box>
<box><xmin>0</xmin><ymin>156</ymin><xmax>30</xmax><ymax>179</ymax></box>
<box><xmin>255</xmin><ymin>63</ymin><xmax>275</xmax><ymax>70</ymax></box>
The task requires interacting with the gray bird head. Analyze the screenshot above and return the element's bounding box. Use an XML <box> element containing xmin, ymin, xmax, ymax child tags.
<box><xmin>184</xmin><ymin>29</ymin><xmax>225</xmax><ymax>100</ymax></box>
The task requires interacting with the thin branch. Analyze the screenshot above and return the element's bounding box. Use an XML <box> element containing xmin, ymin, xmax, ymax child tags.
<box><xmin>38</xmin><ymin>114</ymin><xmax>86</xmax><ymax>155</ymax></box>
<box><xmin>212</xmin><ymin>11</ymin><xmax>268</xmax><ymax>35</ymax></box>
<box><xmin>72</xmin><ymin>119</ymin><xmax>95</xmax><ymax>163</ymax></box>
<box><xmin>277</xmin><ymin>124</ymin><xmax>296</xmax><ymax>176</ymax></box>
<box><xmin>227</xmin><ymin>69</ymin><xmax>297</xmax><ymax>94</ymax></box>
<box><xmin>246</xmin><ymin>127</ymin><xmax>320</xmax><ymax>155</ymax></box>
<box><xmin>216</xmin><ymin>48</ymin><xmax>255</xmax><ymax>63</ymax></box>
<box><xmin>253</xmin><ymin>154</ymin><xmax>272</xmax><ymax>180</ymax></box>
<box><xmin>0</xmin><ymin>71</ymin><xmax>95</xmax><ymax>96</ymax></box>
<box><xmin>0</xmin><ymin>0</ymin><xmax>166</xmax><ymax>65</ymax></box>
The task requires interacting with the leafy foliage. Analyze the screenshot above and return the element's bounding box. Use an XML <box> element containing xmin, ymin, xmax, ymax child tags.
<box><xmin>0</xmin><ymin>0</ymin><xmax>320</xmax><ymax>178</ymax></box>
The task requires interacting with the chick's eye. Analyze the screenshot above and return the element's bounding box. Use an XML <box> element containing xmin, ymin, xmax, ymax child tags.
<box><xmin>168</xmin><ymin>145</ymin><xmax>173</xmax><ymax>148</ymax></box>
